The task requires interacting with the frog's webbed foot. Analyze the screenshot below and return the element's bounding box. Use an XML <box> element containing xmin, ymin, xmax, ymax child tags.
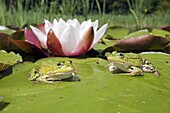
<box><xmin>153</xmin><ymin>71</ymin><xmax>160</xmax><ymax>77</ymax></box>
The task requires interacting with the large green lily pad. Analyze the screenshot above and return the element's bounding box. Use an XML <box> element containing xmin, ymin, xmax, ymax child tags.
<box><xmin>0</xmin><ymin>50</ymin><xmax>22</xmax><ymax>72</ymax></box>
<box><xmin>125</xmin><ymin>28</ymin><xmax>170</xmax><ymax>39</ymax></box>
<box><xmin>0</xmin><ymin>53</ymin><xmax>170</xmax><ymax>113</ymax></box>
<box><xmin>106</xmin><ymin>26</ymin><xmax>129</xmax><ymax>39</ymax></box>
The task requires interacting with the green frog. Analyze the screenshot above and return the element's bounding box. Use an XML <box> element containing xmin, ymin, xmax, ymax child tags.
<box><xmin>106</xmin><ymin>61</ymin><xmax>143</xmax><ymax>76</ymax></box>
<box><xmin>28</xmin><ymin>60</ymin><xmax>80</xmax><ymax>83</ymax></box>
<box><xmin>105</xmin><ymin>51</ymin><xmax>159</xmax><ymax>76</ymax></box>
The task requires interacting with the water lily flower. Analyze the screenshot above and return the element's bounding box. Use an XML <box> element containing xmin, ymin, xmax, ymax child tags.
<box><xmin>25</xmin><ymin>18</ymin><xmax>108</xmax><ymax>56</ymax></box>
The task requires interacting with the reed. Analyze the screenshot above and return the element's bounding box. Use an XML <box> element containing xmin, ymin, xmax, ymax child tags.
<box><xmin>0</xmin><ymin>0</ymin><xmax>169</xmax><ymax>29</ymax></box>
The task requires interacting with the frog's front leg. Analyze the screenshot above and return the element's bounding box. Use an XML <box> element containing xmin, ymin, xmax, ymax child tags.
<box><xmin>64</xmin><ymin>72</ymin><xmax>81</xmax><ymax>81</ymax></box>
<box><xmin>106</xmin><ymin>63</ymin><xmax>122</xmax><ymax>74</ymax></box>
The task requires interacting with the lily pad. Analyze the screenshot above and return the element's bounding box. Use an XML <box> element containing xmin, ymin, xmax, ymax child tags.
<box><xmin>125</xmin><ymin>29</ymin><xmax>149</xmax><ymax>38</ymax></box>
<box><xmin>0</xmin><ymin>54</ymin><xmax>170</xmax><ymax>113</ymax></box>
<box><xmin>104</xmin><ymin>28</ymin><xmax>170</xmax><ymax>52</ymax></box>
<box><xmin>0</xmin><ymin>30</ymin><xmax>15</xmax><ymax>34</ymax></box>
<box><xmin>113</xmin><ymin>35</ymin><xmax>169</xmax><ymax>51</ymax></box>
<box><xmin>0</xmin><ymin>25</ymin><xmax>16</xmax><ymax>34</ymax></box>
<box><xmin>105</xmin><ymin>26</ymin><xmax>129</xmax><ymax>39</ymax></box>
<box><xmin>125</xmin><ymin>28</ymin><xmax>170</xmax><ymax>40</ymax></box>
<box><xmin>0</xmin><ymin>50</ymin><xmax>22</xmax><ymax>72</ymax></box>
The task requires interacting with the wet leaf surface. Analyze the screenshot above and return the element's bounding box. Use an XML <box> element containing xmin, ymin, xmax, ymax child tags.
<box><xmin>104</xmin><ymin>28</ymin><xmax>170</xmax><ymax>52</ymax></box>
<box><xmin>0</xmin><ymin>51</ymin><xmax>22</xmax><ymax>72</ymax></box>
<box><xmin>0</xmin><ymin>54</ymin><xmax>170</xmax><ymax>113</ymax></box>
<box><xmin>0</xmin><ymin>25</ymin><xmax>170</xmax><ymax>113</ymax></box>
<box><xmin>113</xmin><ymin>35</ymin><xmax>169</xmax><ymax>51</ymax></box>
<box><xmin>106</xmin><ymin>26</ymin><xmax>129</xmax><ymax>39</ymax></box>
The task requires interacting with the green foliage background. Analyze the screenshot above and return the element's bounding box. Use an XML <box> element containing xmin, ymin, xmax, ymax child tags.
<box><xmin>0</xmin><ymin>0</ymin><xmax>169</xmax><ymax>29</ymax></box>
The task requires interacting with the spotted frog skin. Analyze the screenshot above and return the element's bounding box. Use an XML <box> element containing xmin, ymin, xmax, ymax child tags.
<box><xmin>28</xmin><ymin>60</ymin><xmax>80</xmax><ymax>83</ymax></box>
<box><xmin>105</xmin><ymin>51</ymin><xmax>159</xmax><ymax>76</ymax></box>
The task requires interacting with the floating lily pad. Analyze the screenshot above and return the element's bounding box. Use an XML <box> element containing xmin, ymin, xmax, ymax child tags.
<box><xmin>0</xmin><ymin>30</ymin><xmax>15</xmax><ymax>34</ymax></box>
<box><xmin>114</xmin><ymin>35</ymin><xmax>169</xmax><ymax>51</ymax></box>
<box><xmin>0</xmin><ymin>25</ymin><xmax>15</xmax><ymax>34</ymax></box>
<box><xmin>104</xmin><ymin>28</ymin><xmax>170</xmax><ymax>52</ymax></box>
<box><xmin>0</xmin><ymin>50</ymin><xmax>22</xmax><ymax>71</ymax></box>
<box><xmin>125</xmin><ymin>29</ymin><xmax>149</xmax><ymax>38</ymax></box>
<box><xmin>125</xmin><ymin>28</ymin><xmax>170</xmax><ymax>40</ymax></box>
<box><xmin>0</xmin><ymin>54</ymin><xmax>170</xmax><ymax>113</ymax></box>
<box><xmin>105</xmin><ymin>26</ymin><xmax>129</xmax><ymax>39</ymax></box>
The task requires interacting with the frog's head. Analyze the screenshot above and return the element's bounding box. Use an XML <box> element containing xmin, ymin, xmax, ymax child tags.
<box><xmin>54</xmin><ymin>60</ymin><xmax>75</xmax><ymax>74</ymax></box>
<box><xmin>28</xmin><ymin>60</ymin><xmax>75</xmax><ymax>82</ymax></box>
<box><xmin>105</xmin><ymin>51</ymin><xmax>126</xmax><ymax>63</ymax></box>
<box><xmin>39</xmin><ymin>60</ymin><xmax>75</xmax><ymax>75</ymax></box>
<box><xmin>105</xmin><ymin>51</ymin><xmax>143</xmax><ymax>67</ymax></box>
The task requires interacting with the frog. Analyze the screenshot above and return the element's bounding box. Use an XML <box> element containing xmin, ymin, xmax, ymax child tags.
<box><xmin>28</xmin><ymin>60</ymin><xmax>80</xmax><ymax>83</ymax></box>
<box><xmin>106</xmin><ymin>61</ymin><xmax>143</xmax><ymax>76</ymax></box>
<box><xmin>105</xmin><ymin>51</ymin><xmax>159</xmax><ymax>76</ymax></box>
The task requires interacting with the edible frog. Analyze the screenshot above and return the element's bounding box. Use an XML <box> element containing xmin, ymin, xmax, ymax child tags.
<box><xmin>105</xmin><ymin>51</ymin><xmax>159</xmax><ymax>76</ymax></box>
<box><xmin>28</xmin><ymin>60</ymin><xmax>80</xmax><ymax>83</ymax></box>
<box><xmin>107</xmin><ymin>61</ymin><xmax>143</xmax><ymax>76</ymax></box>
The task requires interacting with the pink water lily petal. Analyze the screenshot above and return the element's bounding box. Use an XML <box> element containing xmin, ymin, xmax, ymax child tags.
<box><xmin>24</xmin><ymin>28</ymin><xmax>41</xmax><ymax>48</ymax></box>
<box><xmin>91</xmin><ymin>23</ymin><xmax>108</xmax><ymax>49</ymax></box>
<box><xmin>80</xmin><ymin>22</ymin><xmax>93</xmax><ymax>43</ymax></box>
<box><xmin>53</xmin><ymin>19</ymin><xmax>67</xmax><ymax>38</ymax></box>
<box><xmin>87</xmin><ymin>19</ymin><xmax>92</xmax><ymax>23</ymax></box>
<box><xmin>36</xmin><ymin>23</ymin><xmax>45</xmax><ymax>34</ymax></box>
<box><xmin>66</xmin><ymin>19</ymin><xmax>73</xmax><ymax>23</ymax></box>
<box><xmin>25</xmin><ymin>18</ymin><xmax>108</xmax><ymax>57</ymax></box>
<box><xmin>81</xmin><ymin>21</ymin><xmax>89</xmax><ymax>30</ymax></box>
<box><xmin>44</xmin><ymin>19</ymin><xmax>53</xmax><ymax>35</ymax></box>
<box><xmin>59</xmin><ymin>18</ymin><xmax>66</xmax><ymax>24</ymax></box>
<box><xmin>67</xmin><ymin>19</ymin><xmax>81</xmax><ymax>43</ymax></box>
<box><xmin>59</xmin><ymin>25</ymin><xmax>77</xmax><ymax>55</ymax></box>
<box><xmin>74</xmin><ymin>27</ymin><xmax>94</xmax><ymax>55</ymax></box>
<box><xmin>81</xmin><ymin>20</ymin><xmax>92</xmax><ymax>29</ymax></box>
<box><xmin>67</xmin><ymin>18</ymin><xmax>80</xmax><ymax>30</ymax></box>
<box><xmin>47</xmin><ymin>29</ymin><xmax>65</xmax><ymax>56</ymax></box>
<box><xmin>30</xmin><ymin>25</ymin><xmax>47</xmax><ymax>48</ymax></box>
<box><xmin>93</xmin><ymin>20</ymin><xmax>98</xmax><ymax>31</ymax></box>
<box><xmin>9</xmin><ymin>38</ymin><xmax>50</xmax><ymax>57</ymax></box>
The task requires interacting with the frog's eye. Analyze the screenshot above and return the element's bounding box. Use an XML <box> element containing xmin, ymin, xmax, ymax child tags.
<box><xmin>57</xmin><ymin>62</ymin><xmax>62</xmax><ymax>67</ymax></box>
<box><xmin>70</xmin><ymin>60</ymin><xmax>72</xmax><ymax>64</ymax></box>
<box><xmin>117</xmin><ymin>53</ymin><xmax>124</xmax><ymax>58</ymax></box>
<box><xmin>34</xmin><ymin>69</ymin><xmax>39</xmax><ymax>74</ymax></box>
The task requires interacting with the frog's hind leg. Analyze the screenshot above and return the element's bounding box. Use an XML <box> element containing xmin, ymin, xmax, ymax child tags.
<box><xmin>141</xmin><ymin>59</ymin><xmax>160</xmax><ymax>77</ymax></box>
<box><xmin>127</xmin><ymin>66</ymin><xmax>143</xmax><ymax>76</ymax></box>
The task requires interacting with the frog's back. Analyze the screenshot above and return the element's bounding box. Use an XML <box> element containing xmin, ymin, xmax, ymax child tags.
<box><xmin>124</xmin><ymin>53</ymin><xmax>143</xmax><ymax>66</ymax></box>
